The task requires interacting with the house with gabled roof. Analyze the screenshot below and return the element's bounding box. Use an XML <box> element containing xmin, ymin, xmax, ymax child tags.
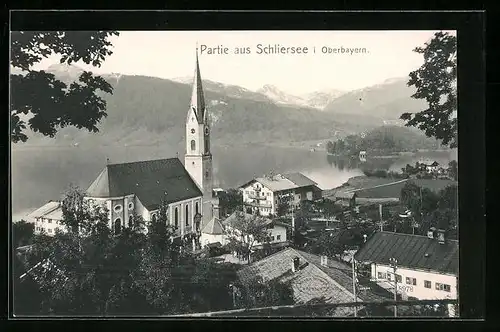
<box><xmin>239</xmin><ymin>173</ymin><xmax>322</xmax><ymax>216</ymax></box>
<box><xmin>354</xmin><ymin>230</ymin><xmax>458</xmax><ymax>302</ymax></box>
<box><xmin>236</xmin><ymin>247</ymin><xmax>390</xmax><ymax>317</ymax></box>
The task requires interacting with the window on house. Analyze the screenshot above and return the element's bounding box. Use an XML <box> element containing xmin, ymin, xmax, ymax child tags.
<box><xmin>395</xmin><ymin>274</ymin><xmax>402</xmax><ymax>283</ymax></box>
<box><xmin>128</xmin><ymin>202</ymin><xmax>134</xmax><ymax>210</ymax></box>
<box><xmin>175</xmin><ymin>207</ymin><xmax>179</xmax><ymax>228</ymax></box>
<box><xmin>128</xmin><ymin>215</ymin><xmax>133</xmax><ymax>228</ymax></box>
<box><xmin>424</xmin><ymin>280</ymin><xmax>432</xmax><ymax>288</ymax></box>
<box><xmin>271</xmin><ymin>236</ymin><xmax>275</xmax><ymax>241</ymax></box>
<box><xmin>185</xmin><ymin>205</ymin><xmax>190</xmax><ymax>226</ymax></box>
<box><xmin>378</xmin><ymin>272</ymin><xmax>386</xmax><ymax>280</ymax></box>
<box><xmin>191</xmin><ymin>140</ymin><xmax>196</xmax><ymax>151</ymax></box>
<box><xmin>443</xmin><ymin>284</ymin><xmax>451</xmax><ymax>292</ymax></box>
<box><xmin>47</xmin><ymin>219</ymin><xmax>52</xmax><ymax>224</ymax></box>
<box><xmin>48</xmin><ymin>228</ymin><xmax>52</xmax><ymax>234</ymax></box>
<box><xmin>195</xmin><ymin>202</ymin><xmax>199</xmax><ymax>215</ymax></box>
<box><xmin>277</xmin><ymin>235</ymin><xmax>281</xmax><ymax>241</ymax></box>
<box><xmin>114</xmin><ymin>218</ymin><xmax>122</xmax><ymax>235</ymax></box>
<box><xmin>406</xmin><ymin>277</ymin><xmax>417</xmax><ymax>286</ymax></box>
<box><xmin>386</xmin><ymin>273</ymin><xmax>392</xmax><ymax>281</ymax></box>
<box><xmin>151</xmin><ymin>214</ymin><xmax>157</xmax><ymax>223</ymax></box>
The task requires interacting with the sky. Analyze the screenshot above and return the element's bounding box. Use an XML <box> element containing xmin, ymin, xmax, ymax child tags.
<box><xmin>33</xmin><ymin>30</ymin><xmax>455</xmax><ymax>95</ymax></box>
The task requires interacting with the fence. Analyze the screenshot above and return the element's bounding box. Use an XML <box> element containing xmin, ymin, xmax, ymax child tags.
<box><xmin>171</xmin><ymin>298</ymin><xmax>458</xmax><ymax>317</ymax></box>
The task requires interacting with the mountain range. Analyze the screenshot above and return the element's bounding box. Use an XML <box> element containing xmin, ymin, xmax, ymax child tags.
<box><xmin>13</xmin><ymin>64</ymin><xmax>433</xmax><ymax>150</ymax></box>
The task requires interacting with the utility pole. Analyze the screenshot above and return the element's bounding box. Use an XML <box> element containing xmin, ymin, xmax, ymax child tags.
<box><xmin>352</xmin><ymin>258</ymin><xmax>358</xmax><ymax>317</ymax></box>
<box><xmin>379</xmin><ymin>204</ymin><xmax>383</xmax><ymax>231</ymax></box>
<box><xmin>389</xmin><ymin>257</ymin><xmax>398</xmax><ymax>317</ymax></box>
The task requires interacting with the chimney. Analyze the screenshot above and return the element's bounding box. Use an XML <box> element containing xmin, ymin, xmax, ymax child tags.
<box><xmin>292</xmin><ymin>257</ymin><xmax>300</xmax><ymax>272</ymax></box>
<box><xmin>437</xmin><ymin>229</ymin><xmax>446</xmax><ymax>244</ymax></box>
<box><xmin>320</xmin><ymin>255</ymin><xmax>328</xmax><ymax>267</ymax></box>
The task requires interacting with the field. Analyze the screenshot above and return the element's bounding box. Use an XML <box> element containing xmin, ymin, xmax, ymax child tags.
<box><xmin>327</xmin><ymin>176</ymin><xmax>457</xmax><ymax>199</ymax></box>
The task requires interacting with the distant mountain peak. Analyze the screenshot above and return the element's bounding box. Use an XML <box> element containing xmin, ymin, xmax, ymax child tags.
<box><xmin>46</xmin><ymin>63</ymin><xmax>84</xmax><ymax>74</ymax></box>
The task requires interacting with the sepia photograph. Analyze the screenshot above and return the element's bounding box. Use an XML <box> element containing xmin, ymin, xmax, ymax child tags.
<box><xmin>11</xmin><ymin>28</ymin><xmax>460</xmax><ymax>318</ymax></box>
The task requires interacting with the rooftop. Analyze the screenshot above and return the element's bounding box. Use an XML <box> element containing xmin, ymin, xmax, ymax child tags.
<box><xmin>86</xmin><ymin>158</ymin><xmax>203</xmax><ymax>211</ymax></box>
<box><xmin>201</xmin><ymin>217</ymin><xmax>225</xmax><ymax>235</ymax></box>
<box><xmin>27</xmin><ymin>201</ymin><xmax>63</xmax><ymax>220</ymax></box>
<box><xmin>241</xmin><ymin>172</ymin><xmax>318</xmax><ymax>192</ymax></box>
<box><xmin>237</xmin><ymin>247</ymin><xmax>388</xmax><ymax>315</ymax></box>
<box><xmin>354</xmin><ymin>231</ymin><xmax>458</xmax><ymax>275</ymax></box>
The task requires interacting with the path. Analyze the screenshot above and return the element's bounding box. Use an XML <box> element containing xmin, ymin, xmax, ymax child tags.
<box><xmin>343</xmin><ymin>179</ymin><xmax>409</xmax><ymax>194</ymax></box>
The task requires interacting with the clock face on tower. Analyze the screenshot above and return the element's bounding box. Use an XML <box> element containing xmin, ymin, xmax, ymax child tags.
<box><xmin>191</xmin><ymin>129</ymin><xmax>195</xmax><ymax>134</ymax></box>
<box><xmin>205</xmin><ymin>127</ymin><xmax>209</xmax><ymax>136</ymax></box>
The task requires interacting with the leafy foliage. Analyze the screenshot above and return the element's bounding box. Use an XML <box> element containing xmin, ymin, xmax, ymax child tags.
<box><xmin>224</xmin><ymin>212</ymin><xmax>272</xmax><ymax>263</ymax></box>
<box><xmin>13</xmin><ymin>186</ymin><xmax>261</xmax><ymax>316</ymax></box>
<box><xmin>399</xmin><ymin>181</ymin><xmax>458</xmax><ymax>238</ymax></box>
<box><xmin>12</xmin><ymin>220</ymin><xmax>35</xmax><ymax>248</ymax></box>
<box><xmin>218</xmin><ymin>189</ymin><xmax>243</xmax><ymax>217</ymax></box>
<box><xmin>400</xmin><ymin>31</ymin><xmax>457</xmax><ymax>148</ymax></box>
<box><xmin>10</xmin><ymin>31</ymin><xmax>119</xmax><ymax>143</ymax></box>
<box><xmin>326</xmin><ymin>125</ymin><xmax>441</xmax><ymax>156</ymax></box>
<box><xmin>238</xmin><ymin>276</ymin><xmax>294</xmax><ymax>308</ymax></box>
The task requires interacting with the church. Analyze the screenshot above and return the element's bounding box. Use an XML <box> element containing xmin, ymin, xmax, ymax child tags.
<box><xmin>28</xmin><ymin>50</ymin><xmax>219</xmax><ymax>242</ymax></box>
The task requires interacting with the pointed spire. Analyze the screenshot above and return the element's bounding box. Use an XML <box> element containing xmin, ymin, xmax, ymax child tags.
<box><xmin>191</xmin><ymin>46</ymin><xmax>206</xmax><ymax>123</ymax></box>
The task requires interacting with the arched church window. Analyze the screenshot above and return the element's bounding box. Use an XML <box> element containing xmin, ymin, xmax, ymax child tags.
<box><xmin>195</xmin><ymin>202</ymin><xmax>199</xmax><ymax>215</ymax></box>
<box><xmin>151</xmin><ymin>214</ymin><xmax>157</xmax><ymax>223</ymax></box>
<box><xmin>114</xmin><ymin>218</ymin><xmax>122</xmax><ymax>235</ymax></box>
<box><xmin>185</xmin><ymin>205</ymin><xmax>190</xmax><ymax>226</ymax></box>
<box><xmin>114</xmin><ymin>204</ymin><xmax>122</xmax><ymax>213</ymax></box>
<box><xmin>191</xmin><ymin>140</ymin><xmax>196</xmax><ymax>151</ymax></box>
<box><xmin>128</xmin><ymin>215</ymin><xmax>133</xmax><ymax>228</ymax></box>
<box><xmin>175</xmin><ymin>207</ymin><xmax>179</xmax><ymax>229</ymax></box>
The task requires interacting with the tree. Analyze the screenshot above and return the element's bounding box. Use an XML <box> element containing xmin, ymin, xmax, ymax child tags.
<box><xmin>218</xmin><ymin>189</ymin><xmax>243</xmax><ymax>217</ymax></box>
<box><xmin>238</xmin><ymin>276</ymin><xmax>294</xmax><ymax>308</ymax></box>
<box><xmin>400</xmin><ymin>31</ymin><xmax>457</xmax><ymax>148</ymax></box>
<box><xmin>447</xmin><ymin>160</ymin><xmax>458</xmax><ymax>180</ymax></box>
<box><xmin>12</xmin><ymin>220</ymin><xmax>35</xmax><ymax>249</ymax></box>
<box><xmin>311</xmin><ymin>232</ymin><xmax>347</xmax><ymax>259</ymax></box>
<box><xmin>326</xmin><ymin>141</ymin><xmax>334</xmax><ymax>154</ymax></box>
<box><xmin>10</xmin><ymin>31</ymin><xmax>119</xmax><ymax>143</ymax></box>
<box><xmin>224</xmin><ymin>212</ymin><xmax>272</xmax><ymax>263</ymax></box>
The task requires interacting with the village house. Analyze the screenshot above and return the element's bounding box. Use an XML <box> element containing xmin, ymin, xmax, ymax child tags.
<box><xmin>354</xmin><ymin>229</ymin><xmax>458</xmax><ymax>315</ymax></box>
<box><xmin>333</xmin><ymin>191</ymin><xmax>357</xmax><ymax>208</ymax></box>
<box><xmin>24</xmin><ymin>50</ymin><xmax>218</xmax><ymax>242</ymax></box>
<box><xmin>240</xmin><ymin>173</ymin><xmax>322</xmax><ymax>217</ymax></box>
<box><xmin>200</xmin><ymin>211</ymin><xmax>289</xmax><ymax>250</ymax></box>
<box><xmin>236</xmin><ymin>247</ymin><xmax>390</xmax><ymax>317</ymax></box>
<box><xmin>27</xmin><ymin>201</ymin><xmax>64</xmax><ymax>235</ymax></box>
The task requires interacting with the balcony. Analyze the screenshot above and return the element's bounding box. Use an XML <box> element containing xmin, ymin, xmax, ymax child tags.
<box><xmin>248</xmin><ymin>193</ymin><xmax>267</xmax><ymax>200</ymax></box>
<box><xmin>244</xmin><ymin>201</ymin><xmax>272</xmax><ymax>208</ymax></box>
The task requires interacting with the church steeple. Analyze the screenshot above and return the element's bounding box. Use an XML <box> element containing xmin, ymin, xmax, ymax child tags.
<box><xmin>191</xmin><ymin>47</ymin><xmax>206</xmax><ymax>123</ymax></box>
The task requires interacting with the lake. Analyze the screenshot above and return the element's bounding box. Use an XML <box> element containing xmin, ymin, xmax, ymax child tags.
<box><xmin>10</xmin><ymin>144</ymin><xmax>456</xmax><ymax>221</ymax></box>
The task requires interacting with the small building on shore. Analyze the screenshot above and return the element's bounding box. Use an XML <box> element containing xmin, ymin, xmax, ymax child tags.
<box><xmin>334</xmin><ymin>191</ymin><xmax>357</xmax><ymax>208</ymax></box>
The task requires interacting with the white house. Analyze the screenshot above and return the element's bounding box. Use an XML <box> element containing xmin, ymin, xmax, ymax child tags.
<box><xmin>354</xmin><ymin>229</ymin><xmax>458</xmax><ymax>315</ymax></box>
<box><xmin>27</xmin><ymin>201</ymin><xmax>64</xmax><ymax>236</ymax></box>
<box><xmin>197</xmin><ymin>211</ymin><xmax>289</xmax><ymax>249</ymax></box>
<box><xmin>239</xmin><ymin>173</ymin><xmax>321</xmax><ymax>217</ymax></box>
<box><xmin>220</xmin><ymin>211</ymin><xmax>288</xmax><ymax>249</ymax></box>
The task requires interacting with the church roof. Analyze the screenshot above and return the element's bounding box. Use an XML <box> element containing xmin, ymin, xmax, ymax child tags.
<box><xmin>190</xmin><ymin>51</ymin><xmax>206</xmax><ymax>124</ymax></box>
<box><xmin>201</xmin><ymin>217</ymin><xmax>225</xmax><ymax>235</ymax></box>
<box><xmin>86</xmin><ymin>158</ymin><xmax>203</xmax><ymax>211</ymax></box>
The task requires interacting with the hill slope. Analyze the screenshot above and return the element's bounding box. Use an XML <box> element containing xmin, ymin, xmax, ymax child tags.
<box><xmin>16</xmin><ymin>65</ymin><xmax>383</xmax><ymax>149</ymax></box>
<box><xmin>324</xmin><ymin>77</ymin><xmax>428</xmax><ymax>120</ymax></box>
